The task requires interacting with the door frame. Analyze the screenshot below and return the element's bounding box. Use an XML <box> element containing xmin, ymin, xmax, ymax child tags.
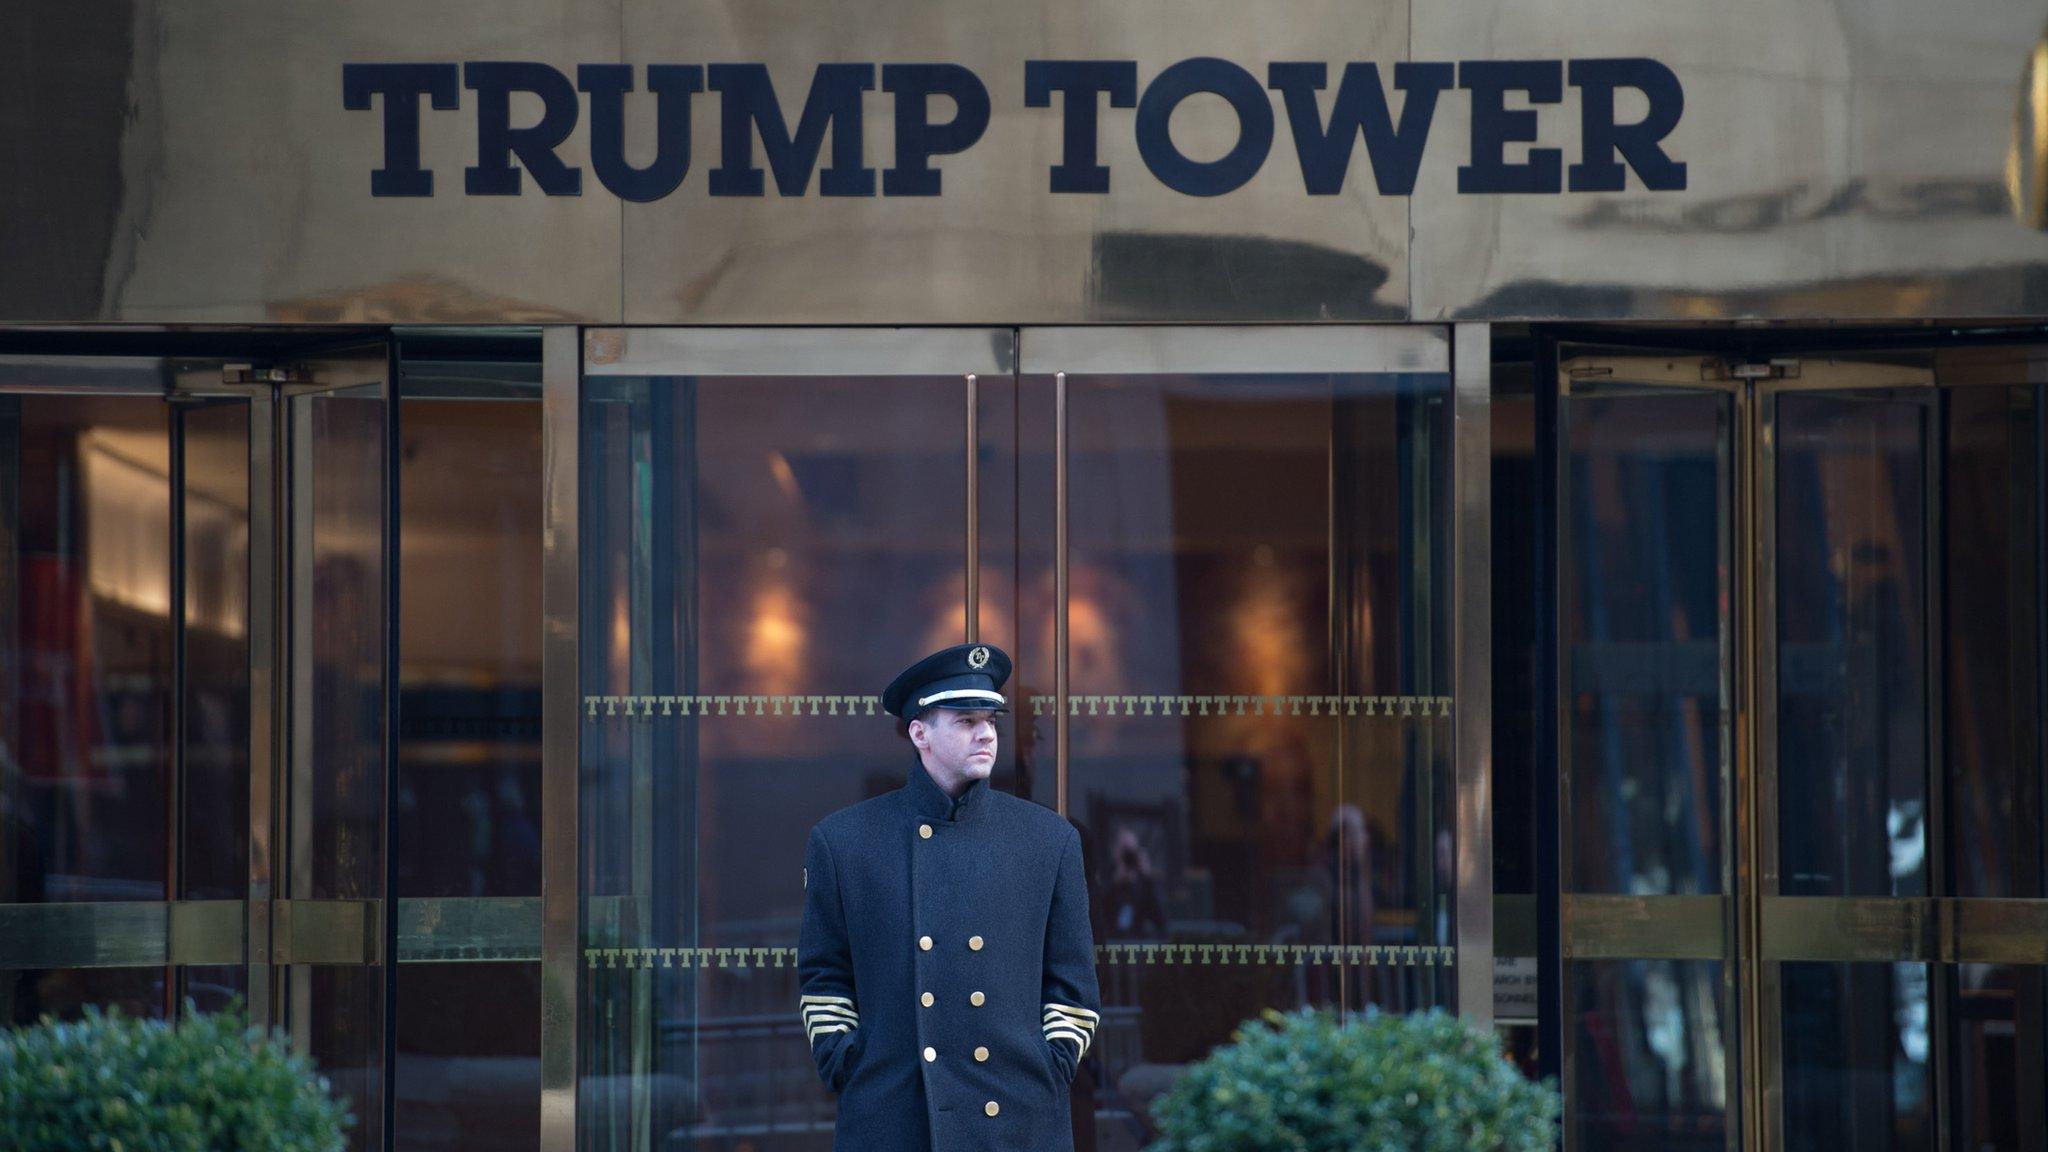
<box><xmin>543</xmin><ymin>322</ymin><xmax>1494</xmax><ymax>1152</ymax></box>
<box><xmin>0</xmin><ymin>341</ymin><xmax>402</xmax><ymax>1146</ymax></box>
<box><xmin>1552</xmin><ymin>344</ymin><xmax>2048</xmax><ymax>1152</ymax></box>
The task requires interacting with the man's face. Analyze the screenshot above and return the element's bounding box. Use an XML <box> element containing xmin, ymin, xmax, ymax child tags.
<box><xmin>910</xmin><ymin>707</ymin><xmax>998</xmax><ymax>780</ymax></box>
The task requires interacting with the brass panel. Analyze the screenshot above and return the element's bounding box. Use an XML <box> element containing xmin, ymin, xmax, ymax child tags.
<box><xmin>1412</xmin><ymin>6</ymin><xmax>2048</xmax><ymax>320</ymax></box>
<box><xmin>398</xmin><ymin>897</ymin><xmax>543</xmax><ymax>963</ymax></box>
<box><xmin>1948</xmin><ymin>899</ymin><xmax>2048</xmax><ymax>966</ymax></box>
<box><xmin>1496</xmin><ymin>894</ymin><xmax>1538</xmax><ymax>959</ymax></box>
<box><xmin>1758</xmin><ymin>896</ymin><xmax>1937</xmax><ymax>962</ymax></box>
<box><xmin>272</xmin><ymin>898</ymin><xmax>381</xmax><ymax>966</ymax></box>
<box><xmin>1563</xmin><ymin>894</ymin><xmax>1728</xmax><ymax>960</ymax></box>
<box><xmin>1559</xmin><ymin>353</ymin><xmax>1742</xmax><ymax>394</ymax></box>
<box><xmin>168</xmin><ymin>900</ymin><xmax>248</xmax><ymax>966</ymax></box>
<box><xmin>9</xmin><ymin>4</ymin><xmax>2048</xmax><ymax>322</ymax></box>
<box><xmin>0</xmin><ymin>901</ymin><xmax>246</xmax><ymax>969</ymax></box>
<box><xmin>1019</xmin><ymin>326</ymin><xmax>1448</xmax><ymax>375</ymax></box>
<box><xmin>0</xmin><ymin>1</ymin><xmax>622</xmax><ymax>324</ymax></box>
<box><xmin>585</xmin><ymin>327</ymin><xmax>1014</xmax><ymax>377</ymax></box>
<box><xmin>617</xmin><ymin>4</ymin><xmax>1409</xmax><ymax>324</ymax></box>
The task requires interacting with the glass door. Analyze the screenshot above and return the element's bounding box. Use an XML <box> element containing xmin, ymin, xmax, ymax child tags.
<box><xmin>1556</xmin><ymin>347</ymin><xmax>2048</xmax><ymax>1152</ymax></box>
<box><xmin>273</xmin><ymin>348</ymin><xmax>398</xmax><ymax>1152</ymax></box>
<box><xmin>1555</xmin><ymin>356</ymin><xmax>1738</xmax><ymax>1152</ymax></box>
<box><xmin>576</xmin><ymin>329</ymin><xmax>1017</xmax><ymax>1150</ymax></box>
<box><xmin>1759</xmin><ymin>362</ymin><xmax>2048</xmax><ymax>1152</ymax></box>
<box><xmin>0</xmin><ymin>344</ymin><xmax>397</xmax><ymax>1152</ymax></box>
<box><xmin>571</xmin><ymin>324</ymin><xmax>1482</xmax><ymax>1152</ymax></box>
<box><xmin>1017</xmin><ymin>327</ymin><xmax>1465</xmax><ymax>1150</ymax></box>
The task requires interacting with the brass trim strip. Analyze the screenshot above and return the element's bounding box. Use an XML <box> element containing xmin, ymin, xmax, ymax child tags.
<box><xmin>1019</xmin><ymin>326</ymin><xmax>1449</xmax><ymax>375</ymax></box>
<box><xmin>582</xmin><ymin>327</ymin><xmax>1016</xmax><ymax>378</ymax></box>
<box><xmin>579</xmin><ymin>692</ymin><xmax>1453</xmax><ymax>720</ymax></box>
<box><xmin>248</xmin><ymin>390</ymin><xmax>278</xmax><ymax>1017</ymax></box>
<box><xmin>1949</xmin><ymin>898</ymin><xmax>2048</xmax><ymax>965</ymax></box>
<box><xmin>398</xmin><ymin>896</ymin><xmax>544</xmax><ymax>963</ymax></box>
<box><xmin>1562</xmin><ymin>894</ymin><xmax>1729</xmax><ymax>960</ymax></box>
<box><xmin>169</xmin><ymin>899</ymin><xmax>246</xmax><ymax>966</ymax></box>
<box><xmin>0</xmin><ymin>901</ymin><xmax>244</xmax><ymax>969</ymax></box>
<box><xmin>579</xmin><ymin>942</ymin><xmax>1456</xmax><ymax>970</ymax></box>
<box><xmin>272</xmin><ymin>899</ymin><xmax>381</xmax><ymax>966</ymax></box>
<box><xmin>584</xmin><ymin>693</ymin><xmax>882</xmax><ymax>718</ymax></box>
<box><xmin>1754</xmin><ymin>897</ymin><xmax>2048</xmax><ymax>965</ymax></box>
<box><xmin>1094</xmin><ymin>943</ymin><xmax>1455</xmax><ymax>968</ymax></box>
<box><xmin>1758</xmin><ymin>896</ymin><xmax>1937</xmax><ymax>962</ymax></box>
<box><xmin>965</xmin><ymin>372</ymin><xmax>978</xmax><ymax>644</ymax></box>
<box><xmin>1030</xmin><ymin>694</ymin><xmax>1451</xmax><ymax>717</ymax></box>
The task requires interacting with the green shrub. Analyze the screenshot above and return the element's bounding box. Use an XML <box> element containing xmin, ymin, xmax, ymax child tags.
<box><xmin>0</xmin><ymin>1001</ymin><xmax>351</xmax><ymax>1152</ymax></box>
<box><xmin>1147</xmin><ymin>1006</ymin><xmax>1559</xmax><ymax>1152</ymax></box>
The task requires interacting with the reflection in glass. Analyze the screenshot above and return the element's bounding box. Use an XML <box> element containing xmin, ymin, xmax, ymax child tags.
<box><xmin>580</xmin><ymin>373</ymin><xmax>972</xmax><ymax>1149</ymax></box>
<box><xmin>1566</xmin><ymin>392</ymin><xmax>1726</xmax><ymax>898</ymax></box>
<box><xmin>2</xmin><ymin>966</ymin><xmax>169</xmax><ymax>1027</ymax></box>
<box><xmin>1940</xmin><ymin>384</ymin><xmax>2042</xmax><ymax>901</ymax></box>
<box><xmin>1775</xmin><ymin>395</ymin><xmax>1928</xmax><ymax>898</ymax></box>
<box><xmin>394</xmin><ymin>394</ymin><xmax>544</xmax><ymax>1152</ymax></box>
<box><xmin>1491</xmin><ymin>388</ymin><xmax>1539</xmax><ymax>900</ymax></box>
<box><xmin>1781</xmin><ymin>962</ymin><xmax>1932</xmax><ymax>1152</ymax></box>
<box><xmin>397</xmin><ymin>964</ymin><xmax>542</xmax><ymax>1152</ymax></box>
<box><xmin>1774</xmin><ymin>398</ymin><xmax>1934</xmax><ymax>1152</ymax></box>
<box><xmin>1057</xmin><ymin>371</ymin><xmax>1450</xmax><ymax>1146</ymax></box>
<box><xmin>1</xmin><ymin>396</ymin><xmax>173</xmax><ymax>912</ymax></box>
<box><xmin>1</xmin><ymin>395</ymin><xmax>176</xmax><ymax>1024</ymax></box>
<box><xmin>1949</xmin><ymin>964</ymin><xmax>2047</xmax><ymax>1152</ymax></box>
<box><xmin>1570</xmin><ymin>960</ymin><xmax>1727</xmax><ymax>1151</ymax></box>
<box><xmin>177</xmin><ymin>401</ymin><xmax>251</xmax><ymax>1015</ymax></box>
<box><xmin>180</xmin><ymin>402</ymin><xmax>250</xmax><ymax>905</ymax></box>
<box><xmin>1938</xmin><ymin>378</ymin><xmax>2045</xmax><ymax>1152</ymax></box>
<box><xmin>972</xmin><ymin>372</ymin><xmax>1058</xmax><ymax>812</ymax></box>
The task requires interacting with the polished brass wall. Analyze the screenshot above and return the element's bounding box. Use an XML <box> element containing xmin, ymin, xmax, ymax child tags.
<box><xmin>3</xmin><ymin>3</ymin><xmax>2048</xmax><ymax>322</ymax></box>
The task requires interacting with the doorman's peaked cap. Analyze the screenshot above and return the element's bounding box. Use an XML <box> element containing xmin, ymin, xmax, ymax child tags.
<box><xmin>881</xmin><ymin>643</ymin><xmax>1012</xmax><ymax>719</ymax></box>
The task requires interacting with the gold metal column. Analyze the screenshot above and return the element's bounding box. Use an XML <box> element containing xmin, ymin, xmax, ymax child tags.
<box><xmin>539</xmin><ymin>326</ymin><xmax>581</xmax><ymax>1152</ymax></box>
<box><xmin>1054</xmin><ymin>369</ymin><xmax>1069</xmax><ymax>818</ymax></box>
<box><xmin>247</xmin><ymin>389</ymin><xmax>279</xmax><ymax>1026</ymax></box>
<box><xmin>1452</xmin><ymin>324</ymin><xmax>1494</xmax><ymax>1025</ymax></box>
<box><xmin>966</xmin><ymin>372</ymin><xmax>980</xmax><ymax>643</ymax></box>
<box><xmin>1736</xmin><ymin>380</ymin><xmax>1766</xmax><ymax>1152</ymax></box>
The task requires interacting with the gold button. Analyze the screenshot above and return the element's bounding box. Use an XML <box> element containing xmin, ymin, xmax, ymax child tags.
<box><xmin>919</xmin><ymin>936</ymin><xmax>933</xmax><ymax>951</ymax></box>
<box><xmin>974</xmin><ymin>1046</ymin><xmax>989</xmax><ymax>1062</ymax></box>
<box><xmin>968</xmin><ymin>935</ymin><xmax>984</xmax><ymax>950</ymax></box>
<box><xmin>985</xmin><ymin>1101</ymin><xmax>1000</xmax><ymax>1117</ymax></box>
<box><xmin>923</xmin><ymin>1047</ymin><xmax>936</xmax><ymax>1062</ymax></box>
<box><xmin>921</xmin><ymin>992</ymin><xmax>934</xmax><ymax>1007</ymax></box>
<box><xmin>970</xmin><ymin>991</ymin><xmax>985</xmax><ymax>1006</ymax></box>
<box><xmin>919</xmin><ymin>824</ymin><xmax>933</xmax><ymax>839</ymax></box>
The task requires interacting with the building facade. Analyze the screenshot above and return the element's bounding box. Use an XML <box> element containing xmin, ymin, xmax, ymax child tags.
<box><xmin>2</xmin><ymin>3</ymin><xmax>2046</xmax><ymax>1151</ymax></box>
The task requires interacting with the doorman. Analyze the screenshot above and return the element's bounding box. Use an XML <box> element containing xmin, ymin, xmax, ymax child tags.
<box><xmin>798</xmin><ymin>642</ymin><xmax>1102</xmax><ymax>1151</ymax></box>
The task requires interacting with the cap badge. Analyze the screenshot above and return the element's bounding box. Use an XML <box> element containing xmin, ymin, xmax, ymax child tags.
<box><xmin>968</xmin><ymin>645</ymin><xmax>990</xmax><ymax>669</ymax></box>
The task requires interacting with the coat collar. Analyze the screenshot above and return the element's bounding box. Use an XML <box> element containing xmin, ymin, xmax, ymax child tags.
<box><xmin>904</xmin><ymin>755</ymin><xmax>989</xmax><ymax>824</ymax></box>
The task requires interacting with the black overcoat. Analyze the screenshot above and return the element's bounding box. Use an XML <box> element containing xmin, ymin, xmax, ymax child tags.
<box><xmin>798</xmin><ymin>757</ymin><xmax>1102</xmax><ymax>1152</ymax></box>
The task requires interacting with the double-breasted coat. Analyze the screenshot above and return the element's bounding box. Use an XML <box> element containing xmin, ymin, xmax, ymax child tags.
<box><xmin>798</xmin><ymin>756</ymin><xmax>1102</xmax><ymax>1152</ymax></box>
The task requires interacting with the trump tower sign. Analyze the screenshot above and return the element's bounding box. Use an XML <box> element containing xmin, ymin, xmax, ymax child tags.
<box><xmin>340</xmin><ymin>58</ymin><xmax>1687</xmax><ymax>200</ymax></box>
<box><xmin>8</xmin><ymin>1</ymin><xmax>2047</xmax><ymax>324</ymax></box>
